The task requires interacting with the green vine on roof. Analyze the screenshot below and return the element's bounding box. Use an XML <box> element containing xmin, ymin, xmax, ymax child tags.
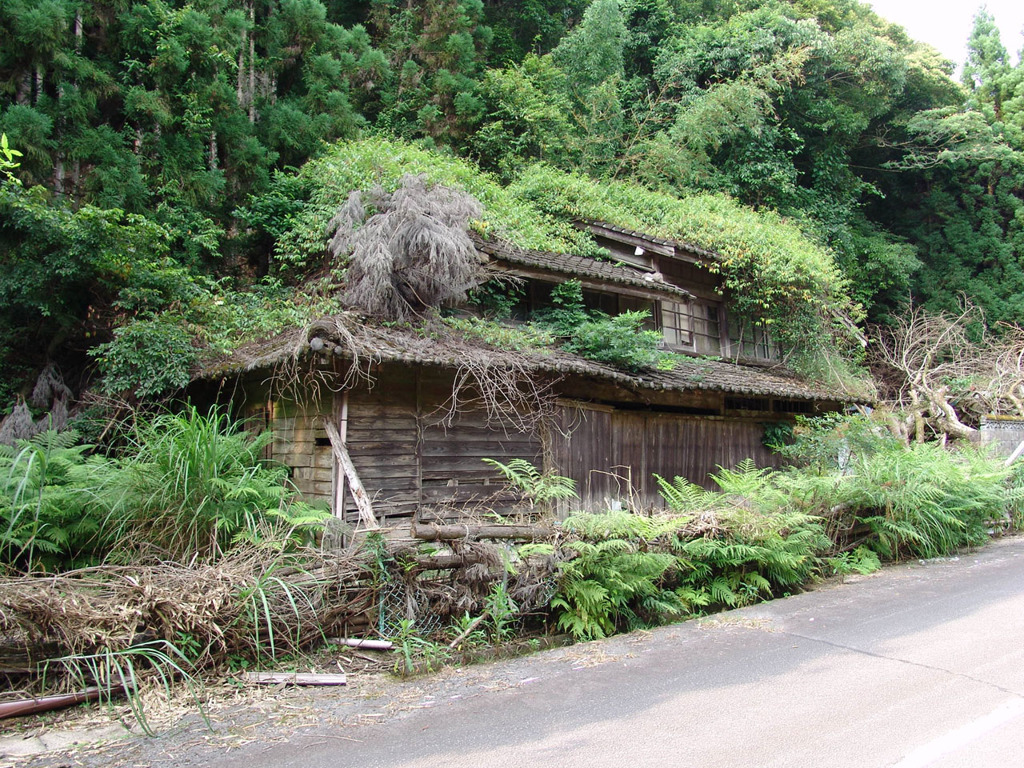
<box><xmin>273</xmin><ymin>137</ymin><xmax>593</xmax><ymax>268</ymax></box>
<box><xmin>508</xmin><ymin>164</ymin><xmax>860</xmax><ymax>355</ymax></box>
<box><xmin>271</xmin><ymin>138</ymin><xmax>861</xmax><ymax>374</ymax></box>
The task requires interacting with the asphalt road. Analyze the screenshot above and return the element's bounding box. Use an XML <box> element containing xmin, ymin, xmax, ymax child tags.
<box><xmin>212</xmin><ymin>537</ymin><xmax>1024</xmax><ymax>768</ymax></box>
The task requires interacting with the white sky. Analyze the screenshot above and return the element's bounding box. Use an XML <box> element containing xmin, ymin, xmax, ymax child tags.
<box><xmin>868</xmin><ymin>1</ymin><xmax>1024</xmax><ymax>67</ymax></box>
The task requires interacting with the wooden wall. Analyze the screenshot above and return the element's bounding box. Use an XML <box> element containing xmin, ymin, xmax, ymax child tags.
<box><xmin>264</xmin><ymin>364</ymin><xmax>541</xmax><ymax>528</ymax></box>
<box><xmin>256</xmin><ymin>363</ymin><xmax>790</xmax><ymax>523</ymax></box>
<box><xmin>550</xmin><ymin>401</ymin><xmax>781</xmax><ymax>511</ymax></box>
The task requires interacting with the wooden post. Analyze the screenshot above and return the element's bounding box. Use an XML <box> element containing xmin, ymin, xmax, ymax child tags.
<box><xmin>324</xmin><ymin>419</ymin><xmax>378</xmax><ymax>530</ymax></box>
<box><xmin>332</xmin><ymin>390</ymin><xmax>349</xmax><ymax>519</ymax></box>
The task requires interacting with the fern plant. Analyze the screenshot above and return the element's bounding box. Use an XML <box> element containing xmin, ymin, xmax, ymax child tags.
<box><xmin>482</xmin><ymin>458</ymin><xmax>577</xmax><ymax>509</ymax></box>
<box><xmin>553</xmin><ymin>511</ymin><xmax>697</xmax><ymax>640</ymax></box>
<box><xmin>0</xmin><ymin>430</ymin><xmax>103</xmax><ymax>571</ymax></box>
<box><xmin>552</xmin><ymin>537</ymin><xmax>683</xmax><ymax>640</ymax></box>
<box><xmin>654</xmin><ymin>474</ymin><xmax>716</xmax><ymax>513</ymax></box>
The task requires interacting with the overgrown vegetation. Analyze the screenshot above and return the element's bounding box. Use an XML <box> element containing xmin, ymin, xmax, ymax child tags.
<box><xmin>3</xmin><ymin>0</ymin><xmax>1024</xmax><ymax>407</ymax></box>
<box><xmin>6</xmin><ymin>0</ymin><xmax>1024</xmax><ymax>729</ymax></box>
<box><xmin>0</xmin><ymin>406</ymin><xmax>327</xmax><ymax>572</ymax></box>
<box><xmin>511</xmin><ymin>166</ymin><xmax>856</xmax><ymax>354</ymax></box>
<box><xmin>549</xmin><ymin>418</ymin><xmax>1023</xmax><ymax>640</ymax></box>
<box><xmin>3</xmin><ymin>405</ymin><xmax>1022</xmax><ymax>730</ymax></box>
<box><xmin>532</xmin><ymin>280</ymin><xmax>670</xmax><ymax>372</ymax></box>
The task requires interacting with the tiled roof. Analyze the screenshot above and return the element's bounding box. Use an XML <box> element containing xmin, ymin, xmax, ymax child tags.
<box><xmin>199</xmin><ymin>314</ymin><xmax>855</xmax><ymax>403</ymax></box>
<box><xmin>579</xmin><ymin>219</ymin><xmax>723</xmax><ymax>263</ymax></box>
<box><xmin>474</xmin><ymin>237</ymin><xmax>691</xmax><ymax>299</ymax></box>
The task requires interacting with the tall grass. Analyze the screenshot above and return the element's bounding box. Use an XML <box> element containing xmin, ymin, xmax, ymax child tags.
<box><xmin>97</xmin><ymin>405</ymin><xmax>323</xmax><ymax>561</ymax></box>
<box><xmin>41</xmin><ymin>641</ymin><xmax>205</xmax><ymax>736</ymax></box>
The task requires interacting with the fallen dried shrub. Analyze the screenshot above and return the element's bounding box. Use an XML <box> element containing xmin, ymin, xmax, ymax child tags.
<box><xmin>0</xmin><ymin>545</ymin><xmax>375</xmax><ymax>696</ymax></box>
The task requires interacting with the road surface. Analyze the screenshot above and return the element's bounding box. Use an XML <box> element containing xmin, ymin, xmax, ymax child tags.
<box><xmin>211</xmin><ymin>537</ymin><xmax>1024</xmax><ymax>768</ymax></box>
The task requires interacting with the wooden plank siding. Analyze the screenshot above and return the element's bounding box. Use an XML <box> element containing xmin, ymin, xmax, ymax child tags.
<box><xmin>264</xmin><ymin>364</ymin><xmax>540</xmax><ymax>527</ymax></box>
<box><xmin>550</xmin><ymin>403</ymin><xmax>781</xmax><ymax>511</ymax></box>
<box><xmin>417</xmin><ymin>368</ymin><xmax>541</xmax><ymax>521</ymax></box>
<box><xmin>259</xmin><ymin>362</ymin><xmax>791</xmax><ymax>523</ymax></box>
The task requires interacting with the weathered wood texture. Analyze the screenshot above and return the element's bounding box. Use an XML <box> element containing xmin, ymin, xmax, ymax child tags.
<box><xmin>411</xmin><ymin>522</ymin><xmax>553</xmax><ymax>541</ymax></box>
<box><xmin>262</xmin><ymin>363</ymin><xmax>788</xmax><ymax>522</ymax></box>
<box><xmin>416</xmin><ymin>368</ymin><xmax>540</xmax><ymax>519</ymax></box>
<box><xmin>243</xmin><ymin>672</ymin><xmax>347</xmax><ymax>686</ymax></box>
<box><xmin>551</xmin><ymin>402</ymin><xmax>781</xmax><ymax>510</ymax></box>
<box><xmin>266</xmin><ymin>364</ymin><xmax>539</xmax><ymax>525</ymax></box>
<box><xmin>324</xmin><ymin>420</ymin><xmax>378</xmax><ymax>529</ymax></box>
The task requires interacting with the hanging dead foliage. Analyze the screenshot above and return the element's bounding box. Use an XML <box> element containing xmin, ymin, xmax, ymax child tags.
<box><xmin>0</xmin><ymin>366</ymin><xmax>73</xmax><ymax>445</ymax></box>
<box><xmin>329</xmin><ymin>174</ymin><xmax>485</xmax><ymax>321</ymax></box>
<box><xmin>0</xmin><ymin>401</ymin><xmax>34</xmax><ymax>446</ymax></box>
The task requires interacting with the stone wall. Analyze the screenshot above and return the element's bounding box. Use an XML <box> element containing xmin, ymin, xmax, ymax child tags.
<box><xmin>980</xmin><ymin>416</ymin><xmax>1024</xmax><ymax>458</ymax></box>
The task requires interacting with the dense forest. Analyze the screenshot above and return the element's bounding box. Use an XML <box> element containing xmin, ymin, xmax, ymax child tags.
<box><xmin>1</xmin><ymin>0</ymin><xmax>1023</xmax><ymax>417</ymax></box>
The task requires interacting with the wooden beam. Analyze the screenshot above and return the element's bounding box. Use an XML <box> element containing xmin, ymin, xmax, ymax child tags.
<box><xmin>332</xmin><ymin>390</ymin><xmax>349</xmax><ymax>519</ymax></box>
<box><xmin>490</xmin><ymin>263</ymin><xmax>689</xmax><ymax>302</ymax></box>
<box><xmin>327</xmin><ymin>638</ymin><xmax>394</xmax><ymax>651</ymax></box>
<box><xmin>0</xmin><ymin>688</ymin><xmax>103</xmax><ymax>720</ymax></box>
<box><xmin>580</xmin><ymin>222</ymin><xmax>677</xmax><ymax>257</ymax></box>
<box><xmin>324</xmin><ymin>419</ymin><xmax>379</xmax><ymax>530</ymax></box>
<box><xmin>411</xmin><ymin>522</ymin><xmax>553</xmax><ymax>541</ymax></box>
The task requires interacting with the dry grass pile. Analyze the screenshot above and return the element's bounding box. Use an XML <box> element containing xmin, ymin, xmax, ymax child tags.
<box><xmin>0</xmin><ymin>545</ymin><xmax>375</xmax><ymax>696</ymax></box>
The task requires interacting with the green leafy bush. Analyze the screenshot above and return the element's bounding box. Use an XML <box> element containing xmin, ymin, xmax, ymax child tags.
<box><xmin>534</xmin><ymin>280</ymin><xmax>669</xmax><ymax>371</ymax></box>
<box><xmin>91</xmin><ymin>316</ymin><xmax>197</xmax><ymax>399</ymax></box>
<box><xmin>563</xmin><ymin>311</ymin><xmax>665</xmax><ymax>372</ymax></box>
<box><xmin>777</xmin><ymin>414</ymin><xmax>1017</xmax><ymax>559</ymax></box>
<box><xmin>482</xmin><ymin>457</ymin><xmax>577</xmax><ymax>509</ymax></box>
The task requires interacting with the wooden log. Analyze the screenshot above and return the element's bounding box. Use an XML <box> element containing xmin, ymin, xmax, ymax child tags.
<box><xmin>411</xmin><ymin>522</ymin><xmax>553</xmax><ymax>541</ymax></box>
<box><xmin>324</xmin><ymin>420</ymin><xmax>378</xmax><ymax>530</ymax></box>
<box><xmin>243</xmin><ymin>672</ymin><xmax>347</xmax><ymax>687</ymax></box>
<box><xmin>389</xmin><ymin>550</ymin><xmax>497</xmax><ymax>571</ymax></box>
<box><xmin>448</xmin><ymin>613</ymin><xmax>488</xmax><ymax>650</ymax></box>
<box><xmin>327</xmin><ymin>638</ymin><xmax>394</xmax><ymax>651</ymax></box>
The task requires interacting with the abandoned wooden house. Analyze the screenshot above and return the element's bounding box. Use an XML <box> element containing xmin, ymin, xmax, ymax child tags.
<box><xmin>196</xmin><ymin>222</ymin><xmax>849</xmax><ymax>528</ymax></box>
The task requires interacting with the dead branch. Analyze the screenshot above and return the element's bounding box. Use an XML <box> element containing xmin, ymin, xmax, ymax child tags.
<box><xmin>870</xmin><ymin>301</ymin><xmax>989</xmax><ymax>442</ymax></box>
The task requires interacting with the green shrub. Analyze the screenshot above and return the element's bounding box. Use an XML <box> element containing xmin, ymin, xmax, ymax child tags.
<box><xmin>534</xmin><ymin>280</ymin><xmax>670</xmax><ymax>372</ymax></box>
<box><xmin>777</xmin><ymin>414</ymin><xmax>1018</xmax><ymax>559</ymax></box>
<box><xmin>838</xmin><ymin>443</ymin><xmax>1011</xmax><ymax>559</ymax></box>
<box><xmin>91</xmin><ymin>316</ymin><xmax>197</xmax><ymax>399</ymax></box>
<box><xmin>482</xmin><ymin>457</ymin><xmax>577</xmax><ymax>509</ymax></box>
<box><xmin>564</xmin><ymin>311</ymin><xmax>666</xmax><ymax>372</ymax></box>
<box><xmin>552</xmin><ymin>501</ymin><xmax>828</xmax><ymax>640</ymax></box>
